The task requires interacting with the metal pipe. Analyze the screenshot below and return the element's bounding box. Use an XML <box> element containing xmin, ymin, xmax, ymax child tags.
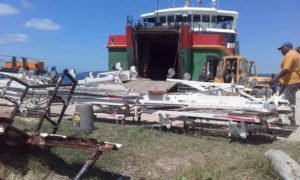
<box><xmin>74</xmin><ymin>152</ymin><xmax>101</xmax><ymax>180</ymax></box>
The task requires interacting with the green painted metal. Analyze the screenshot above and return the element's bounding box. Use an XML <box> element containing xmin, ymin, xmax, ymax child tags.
<box><xmin>108</xmin><ymin>46</ymin><xmax>228</xmax><ymax>81</ymax></box>
<box><xmin>191</xmin><ymin>49</ymin><xmax>227</xmax><ymax>80</ymax></box>
<box><xmin>108</xmin><ymin>48</ymin><xmax>128</xmax><ymax>71</ymax></box>
<box><xmin>181</xmin><ymin>48</ymin><xmax>192</xmax><ymax>79</ymax></box>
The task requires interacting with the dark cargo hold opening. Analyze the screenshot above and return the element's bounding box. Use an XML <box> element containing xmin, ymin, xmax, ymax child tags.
<box><xmin>135</xmin><ymin>30</ymin><xmax>179</xmax><ymax>80</ymax></box>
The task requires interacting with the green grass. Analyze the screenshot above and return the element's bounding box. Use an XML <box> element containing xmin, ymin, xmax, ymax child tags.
<box><xmin>2</xmin><ymin>117</ymin><xmax>300</xmax><ymax>179</ymax></box>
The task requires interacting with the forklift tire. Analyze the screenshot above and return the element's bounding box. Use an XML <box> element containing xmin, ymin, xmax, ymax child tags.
<box><xmin>249</xmin><ymin>88</ymin><xmax>262</xmax><ymax>98</ymax></box>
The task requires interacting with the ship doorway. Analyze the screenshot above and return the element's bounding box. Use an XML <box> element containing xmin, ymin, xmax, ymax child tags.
<box><xmin>148</xmin><ymin>42</ymin><xmax>178</xmax><ymax>80</ymax></box>
<box><xmin>135</xmin><ymin>30</ymin><xmax>179</xmax><ymax>80</ymax></box>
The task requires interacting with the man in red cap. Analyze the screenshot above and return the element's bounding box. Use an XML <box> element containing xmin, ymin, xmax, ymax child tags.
<box><xmin>270</xmin><ymin>42</ymin><xmax>300</xmax><ymax>106</ymax></box>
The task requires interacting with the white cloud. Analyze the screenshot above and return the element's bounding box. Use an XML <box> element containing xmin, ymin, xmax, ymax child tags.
<box><xmin>0</xmin><ymin>3</ymin><xmax>19</xmax><ymax>16</ymax></box>
<box><xmin>0</xmin><ymin>34</ymin><xmax>29</xmax><ymax>44</ymax></box>
<box><xmin>20</xmin><ymin>0</ymin><xmax>33</xmax><ymax>9</ymax></box>
<box><xmin>25</xmin><ymin>18</ymin><xmax>61</xmax><ymax>30</ymax></box>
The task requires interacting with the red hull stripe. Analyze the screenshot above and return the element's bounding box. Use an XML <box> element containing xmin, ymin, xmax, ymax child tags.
<box><xmin>192</xmin><ymin>34</ymin><xmax>224</xmax><ymax>46</ymax></box>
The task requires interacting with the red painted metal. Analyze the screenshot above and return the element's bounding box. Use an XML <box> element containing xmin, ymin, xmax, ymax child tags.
<box><xmin>180</xmin><ymin>25</ymin><xmax>192</xmax><ymax>48</ymax></box>
<box><xmin>107</xmin><ymin>35</ymin><xmax>127</xmax><ymax>46</ymax></box>
<box><xmin>214</xmin><ymin>115</ymin><xmax>258</xmax><ymax>123</ymax></box>
<box><xmin>192</xmin><ymin>34</ymin><xmax>225</xmax><ymax>46</ymax></box>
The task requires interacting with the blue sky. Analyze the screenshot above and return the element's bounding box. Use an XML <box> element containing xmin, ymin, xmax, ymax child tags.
<box><xmin>0</xmin><ymin>0</ymin><xmax>299</xmax><ymax>73</ymax></box>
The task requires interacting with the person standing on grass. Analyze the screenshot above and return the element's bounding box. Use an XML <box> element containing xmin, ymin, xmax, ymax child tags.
<box><xmin>270</xmin><ymin>42</ymin><xmax>300</xmax><ymax>106</ymax></box>
<box><xmin>270</xmin><ymin>42</ymin><xmax>300</xmax><ymax>125</ymax></box>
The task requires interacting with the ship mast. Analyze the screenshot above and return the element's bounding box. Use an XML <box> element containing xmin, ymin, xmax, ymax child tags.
<box><xmin>184</xmin><ymin>0</ymin><xmax>190</xmax><ymax>7</ymax></box>
<box><xmin>211</xmin><ymin>0</ymin><xmax>217</xmax><ymax>8</ymax></box>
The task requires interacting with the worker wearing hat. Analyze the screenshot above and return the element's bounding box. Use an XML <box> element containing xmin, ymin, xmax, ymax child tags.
<box><xmin>270</xmin><ymin>42</ymin><xmax>300</xmax><ymax>106</ymax></box>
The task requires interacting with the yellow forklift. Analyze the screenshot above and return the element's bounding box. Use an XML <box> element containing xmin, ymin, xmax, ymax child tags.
<box><xmin>214</xmin><ymin>56</ymin><xmax>271</xmax><ymax>97</ymax></box>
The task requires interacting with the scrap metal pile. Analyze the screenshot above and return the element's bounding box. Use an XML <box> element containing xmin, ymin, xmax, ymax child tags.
<box><xmin>0</xmin><ymin>69</ymin><xmax>295</xmax><ymax>140</ymax></box>
<box><xmin>139</xmin><ymin>79</ymin><xmax>292</xmax><ymax>138</ymax></box>
<box><xmin>0</xmin><ymin>69</ymin><xmax>296</xmax><ymax>178</ymax></box>
<box><xmin>62</xmin><ymin>71</ymin><xmax>294</xmax><ymax>139</ymax></box>
<box><xmin>0</xmin><ymin>70</ymin><xmax>121</xmax><ymax>179</ymax></box>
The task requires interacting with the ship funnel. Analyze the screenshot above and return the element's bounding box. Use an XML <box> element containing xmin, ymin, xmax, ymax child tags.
<box><xmin>184</xmin><ymin>0</ymin><xmax>190</xmax><ymax>7</ymax></box>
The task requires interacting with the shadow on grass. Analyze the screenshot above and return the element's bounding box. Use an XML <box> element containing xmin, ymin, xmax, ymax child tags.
<box><xmin>94</xmin><ymin>116</ymin><xmax>296</xmax><ymax>145</ymax></box>
<box><xmin>32</xmin><ymin>113</ymin><xmax>293</xmax><ymax>146</ymax></box>
<box><xmin>144</xmin><ymin>124</ymin><xmax>280</xmax><ymax>145</ymax></box>
<box><xmin>0</xmin><ymin>142</ymin><xmax>130</xmax><ymax>180</ymax></box>
<box><xmin>94</xmin><ymin>117</ymin><xmax>158</xmax><ymax>126</ymax></box>
<box><xmin>91</xmin><ymin>116</ymin><xmax>281</xmax><ymax>145</ymax></box>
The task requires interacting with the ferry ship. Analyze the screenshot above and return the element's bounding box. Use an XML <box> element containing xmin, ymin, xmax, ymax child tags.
<box><xmin>107</xmin><ymin>0</ymin><xmax>239</xmax><ymax>81</ymax></box>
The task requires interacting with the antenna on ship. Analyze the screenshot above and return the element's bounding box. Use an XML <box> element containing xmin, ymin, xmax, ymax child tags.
<box><xmin>184</xmin><ymin>0</ymin><xmax>190</xmax><ymax>7</ymax></box>
<box><xmin>211</xmin><ymin>0</ymin><xmax>217</xmax><ymax>8</ymax></box>
<box><xmin>197</xmin><ymin>0</ymin><xmax>202</xmax><ymax>6</ymax></box>
<box><xmin>172</xmin><ymin>0</ymin><xmax>176</xmax><ymax>7</ymax></box>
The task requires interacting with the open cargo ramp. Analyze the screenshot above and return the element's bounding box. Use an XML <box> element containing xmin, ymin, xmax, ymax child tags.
<box><xmin>133</xmin><ymin>26</ymin><xmax>180</xmax><ymax>80</ymax></box>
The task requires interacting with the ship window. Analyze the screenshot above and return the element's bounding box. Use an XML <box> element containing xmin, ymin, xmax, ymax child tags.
<box><xmin>202</xmin><ymin>15</ymin><xmax>210</xmax><ymax>22</ymax></box>
<box><xmin>159</xmin><ymin>16</ymin><xmax>166</xmax><ymax>23</ymax></box>
<box><xmin>217</xmin><ymin>15</ymin><xmax>234</xmax><ymax>29</ymax></box>
<box><xmin>193</xmin><ymin>15</ymin><xmax>201</xmax><ymax>22</ymax></box>
<box><xmin>167</xmin><ymin>16</ymin><xmax>175</xmax><ymax>23</ymax></box>
<box><xmin>217</xmin><ymin>15</ymin><xmax>234</xmax><ymax>22</ymax></box>
<box><xmin>182</xmin><ymin>14</ymin><xmax>191</xmax><ymax>22</ymax></box>
<box><xmin>211</xmin><ymin>15</ymin><xmax>218</xmax><ymax>28</ymax></box>
<box><xmin>211</xmin><ymin>15</ymin><xmax>217</xmax><ymax>23</ymax></box>
<box><xmin>176</xmin><ymin>15</ymin><xmax>183</xmax><ymax>22</ymax></box>
<box><xmin>144</xmin><ymin>17</ymin><xmax>156</xmax><ymax>23</ymax></box>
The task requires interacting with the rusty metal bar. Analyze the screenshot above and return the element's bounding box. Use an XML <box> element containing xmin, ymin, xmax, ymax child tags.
<box><xmin>0</xmin><ymin>76</ymin><xmax>30</xmax><ymax>120</ymax></box>
<box><xmin>10</xmin><ymin>86</ymin><xmax>29</xmax><ymax>120</ymax></box>
<box><xmin>0</xmin><ymin>116</ymin><xmax>120</xmax><ymax>180</ymax></box>
<box><xmin>28</xmin><ymin>134</ymin><xmax>120</xmax><ymax>151</ymax></box>
<box><xmin>33</xmin><ymin>72</ymin><xmax>66</xmax><ymax>133</ymax></box>
<box><xmin>45</xmin><ymin>116</ymin><xmax>58</xmax><ymax>126</ymax></box>
<box><xmin>3</xmin><ymin>75</ymin><xmax>30</xmax><ymax>89</ymax></box>
<box><xmin>52</xmin><ymin>70</ymin><xmax>77</xmax><ymax>134</ymax></box>
<box><xmin>33</xmin><ymin>69</ymin><xmax>78</xmax><ymax>134</ymax></box>
<box><xmin>1</xmin><ymin>69</ymin><xmax>77</xmax><ymax>134</ymax></box>
<box><xmin>74</xmin><ymin>151</ymin><xmax>101</xmax><ymax>180</ymax></box>
<box><xmin>0</xmin><ymin>70</ymin><xmax>120</xmax><ymax>179</ymax></box>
